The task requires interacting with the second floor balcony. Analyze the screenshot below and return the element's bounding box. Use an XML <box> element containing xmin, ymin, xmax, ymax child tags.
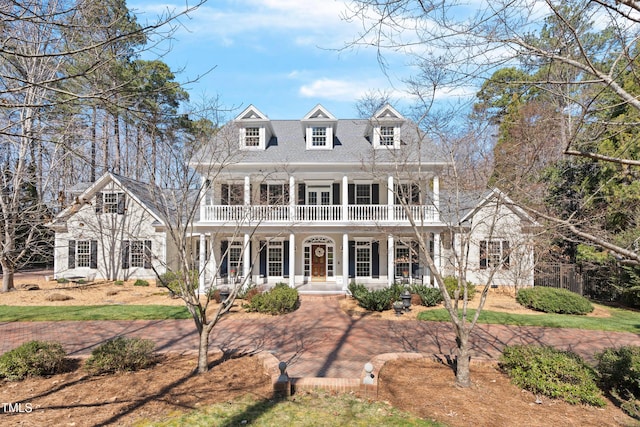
<box><xmin>199</xmin><ymin>203</ymin><xmax>438</xmax><ymax>225</ymax></box>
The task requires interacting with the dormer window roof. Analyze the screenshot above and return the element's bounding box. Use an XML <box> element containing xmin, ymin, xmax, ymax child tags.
<box><xmin>234</xmin><ymin>105</ymin><xmax>273</xmax><ymax>150</ymax></box>
<box><xmin>301</xmin><ymin>104</ymin><xmax>337</xmax><ymax>150</ymax></box>
<box><xmin>368</xmin><ymin>104</ymin><xmax>405</xmax><ymax>149</ymax></box>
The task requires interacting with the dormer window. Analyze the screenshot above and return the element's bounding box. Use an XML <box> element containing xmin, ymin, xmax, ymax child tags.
<box><xmin>311</xmin><ymin>127</ymin><xmax>327</xmax><ymax>147</ymax></box>
<box><xmin>368</xmin><ymin>104</ymin><xmax>405</xmax><ymax>149</ymax></box>
<box><xmin>302</xmin><ymin>104</ymin><xmax>337</xmax><ymax>151</ymax></box>
<box><xmin>234</xmin><ymin>105</ymin><xmax>272</xmax><ymax>151</ymax></box>
<box><xmin>379</xmin><ymin>126</ymin><xmax>396</xmax><ymax>146</ymax></box>
<box><xmin>244</xmin><ymin>127</ymin><xmax>261</xmax><ymax>147</ymax></box>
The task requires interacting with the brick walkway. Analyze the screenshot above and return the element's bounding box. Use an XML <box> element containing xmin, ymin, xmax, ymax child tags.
<box><xmin>2</xmin><ymin>295</ymin><xmax>639</xmax><ymax>378</ymax></box>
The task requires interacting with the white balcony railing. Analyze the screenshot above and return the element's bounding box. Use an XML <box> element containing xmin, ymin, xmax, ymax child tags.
<box><xmin>201</xmin><ymin>204</ymin><xmax>437</xmax><ymax>224</ymax></box>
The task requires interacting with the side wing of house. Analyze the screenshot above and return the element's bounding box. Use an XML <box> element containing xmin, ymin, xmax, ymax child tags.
<box><xmin>447</xmin><ymin>191</ymin><xmax>537</xmax><ymax>288</ymax></box>
<box><xmin>51</xmin><ymin>175</ymin><xmax>168</xmax><ymax>281</ymax></box>
<box><xmin>466</xmin><ymin>202</ymin><xmax>535</xmax><ymax>287</ymax></box>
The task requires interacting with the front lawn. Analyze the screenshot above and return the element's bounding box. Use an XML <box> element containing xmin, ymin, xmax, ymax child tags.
<box><xmin>0</xmin><ymin>305</ymin><xmax>191</xmax><ymax>321</ymax></box>
<box><xmin>416</xmin><ymin>303</ymin><xmax>640</xmax><ymax>333</ymax></box>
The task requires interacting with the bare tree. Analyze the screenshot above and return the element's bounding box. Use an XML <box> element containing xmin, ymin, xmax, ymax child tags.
<box><xmin>0</xmin><ymin>0</ymin><xmax>206</xmax><ymax>292</ymax></box>
<box><xmin>345</xmin><ymin>0</ymin><xmax>640</xmax><ymax>265</ymax></box>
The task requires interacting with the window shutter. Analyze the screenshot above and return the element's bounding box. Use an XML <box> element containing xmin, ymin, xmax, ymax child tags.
<box><xmin>372</xmin><ymin>241</ymin><xmax>380</xmax><ymax>278</ymax></box>
<box><xmin>68</xmin><ymin>240</ymin><xmax>76</xmax><ymax>269</ymax></box>
<box><xmin>332</xmin><ymin>183</ymin><xmax>340</xmax><ymax>205</ymax></box>
<box><xmin>372</xmin><ymin>184</ymin><xmax>379</xmax><ymax>205</ymax></box>
<box><xmin>259</xmin><ymin>241</ymin><xmax>267</xmax><ymax>277</ymax></box>
<box><xmin>348</xmin><ymin>241</ymin><xmax>355</xmax><ymax>278</ymax></box>
<box><xmin>283</xmin><ymin>240</ymin><xmax>290</xmax><ymax>278</ymax></box>
<box><xmin>348</xmin><ymin>184</ymin><xmax>355</xmax><ymax>205</ymax></box>
<box><xmin>122</xmin><ymin>240</ymin><xmax>130</xmax><ymax>269</ymax></box>
<box><xmin>221</xmin><ymin>184</ymin><xmax>229</xmax><ymax>205</ymax></box>
<box><xmin>297</xmin><ymin>183</ymin><xmax>306</xmax><ymax>205</ymax></box>
<box><xmin>479</xmin><ymin>240</ymin><xmax>487</xmax><ymax>270</ymax></box>
<box><xmin>95</xmin><ymin>193</ymin><xmax>103</xmax><ymax>213</ymax></box>
<box><xmin>502</xmin><ymin>241</ymin><xmax>510</xmax><ymax>269</ymax></box>
<box><xmin>144</xmin><ymin>240</ymin><xmax>152</xmax><ymax>269</ymax></box>
<box><xmin>90</xmin><ymin>240</ymin><xmax>98</xmax><ymax>269</ymax></box>
<box><xmin>260</xmin><ymin>184</ymin><xmax>268</xmax><ymax>204</ymax></box>
<box><xmin>411</xmin><ymin>241</ymin><xmax>419</xmax><ymax>276</ymax></box>
<box><xmin>220</xmin><ymin>241</ymin><xmax>228</xmax><ymax>277</ymax></box>
<box><xmin>411</xmin><ymin>183</ymin><xmax>420</xmax><ymax>204</ymax></box>
<box><xmin>117</xmin><ymin>193</ymin><xmax>126</xmax><ymax>214</ymax></box>
<box><xmin>284</xmin><ymin>183</ymin><xmax>290</xmax><ymax>204</ymax></box>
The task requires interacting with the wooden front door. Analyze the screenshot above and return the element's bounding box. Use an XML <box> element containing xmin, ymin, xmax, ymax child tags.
<box><xmin>311</xmin><ymin>244</ymin><xmax>326</xmax><ymax>281</ymax></box>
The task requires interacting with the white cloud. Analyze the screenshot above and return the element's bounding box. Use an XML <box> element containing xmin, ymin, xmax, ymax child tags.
<box><xmin>299</xmin><ymin>77</ymin><xmax>409</xmax><ymax>102</ymax></box>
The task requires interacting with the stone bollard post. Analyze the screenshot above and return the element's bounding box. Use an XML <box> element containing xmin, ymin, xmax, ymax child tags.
<box><xmin>273</xmin><ymin>361</ymin><xmax>291</xmax><ymax>398</ymax></box>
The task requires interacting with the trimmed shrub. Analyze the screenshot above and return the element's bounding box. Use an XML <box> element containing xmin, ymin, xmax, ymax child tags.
<box><xmin>56</xmin><ymin>278</ymin><xmax>68</xmax><ymax>284</ymax></box>
<box><xmin>516</xmin><ymin>287</ymin><xmax>594</xmax><ymax>314</ymax></box>
<box><xmin>443</xmin><ymin>276</ymin><xmax>476</xmax><ymax>300</ymax></box>
<box><xmin>596</xmin><ymin>345</ymin><xmax>640</xmax><ymax>417</ymax></box>
<box><xmin>499</xmin><ymin>345</ymin><xmax>605</xmax><ymax>407</ymax></box>
<box><xmin>158</xmin><ymin>270</ymin><xmax>198</xmax><ymax>295</ymax></box>
<box><xmin>245</xmin><ymin>283</ymin><xmax>298</xmax><ymax>315</ymax></box>
<box><xmin>238</xmin><ymin>283</ymin><xmax>261</xmax><ymax>302</ymax></box>
<box><xmin>0</xmin><ymin>341</ymin><xmax>67</xmax><ymax>381</ymax></box>
<box><xmin>348</xmin><ymin>282</ymin><xmax>394</xmax><ymax>312</ymax></box>
<box><xmin>84</xmin><ymin>337</ymin><xmax>155</xmax><ymax>375</ymax></box>
<box><xmin>114</xmin><ymin>280</ymin><xmax>124</xmax><ymax>286</ymax></box>
<box><xmin>410</xmin><ymin>284</ymin><xmax>443</xmax><ymax>307</ymax></box>
<box><xmin>133</xmin><ymin>279</ymin><xmax>149</xmax><ymax>287</ymax></box>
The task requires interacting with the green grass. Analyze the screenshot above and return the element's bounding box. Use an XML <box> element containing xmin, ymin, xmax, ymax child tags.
<box><xmin>133</xmin><ymin>393</ymin><xmax>443</xmax><ymax>427</ymax></box>
<box><xmin>0</xmin><ymin>305</ymin><xmax>191</xmax><ymax>321</ymax></box>
<box><xmin>416</xmin><ymin>303</ymin><xmax>640</xmax><ymax>333</ymax></box>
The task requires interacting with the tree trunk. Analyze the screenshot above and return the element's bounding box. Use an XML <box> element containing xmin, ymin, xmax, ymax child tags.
<box><xmin>455</xmin><ymin>331</ymin><xmax>472</xmax><ymax>388</ymax></box>
<box><xmin>197</xmin><ymin>325</ymin><xmax>210</xmax><ymax>373</ymax></box>
<box><xmin>1</xmin><ymin>262</ymin><xmax>14</xmax><ymax>293</ymax></box>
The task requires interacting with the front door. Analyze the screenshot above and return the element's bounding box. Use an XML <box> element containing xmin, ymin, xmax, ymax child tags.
<box><xmin>311</xmin><ymin>244</ymin><xmax>326</xmax><ymax>281</ymax></box>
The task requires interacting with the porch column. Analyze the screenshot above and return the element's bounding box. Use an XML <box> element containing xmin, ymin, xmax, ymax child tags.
<box><xmin>433</xmin><ymin>232</ymin><xmax>441</xmax><ymax>286</ymax></box>
<box><xmin>342</xmin><ymin>175</ymin><xmax>348</xmax><ymax>221</ymax></box>
<box><xmin>433</xmin><ymin>175</ymin><xmax>439</xmax><ymax>222</ymax></box>
<box><xmin>244</xmin><ymin>176</ymin><xmax>251</xmax><ymax>204</ymax></box>
<box><xmin>208</xmin><ymin>235</ymin><xmax>217</xmax><ymax>287</ymax></box>
<box><xmin>289</xmin><ymin>233</ymin><xmax>295</xmax><ymax>288</ymax></box>
<box><xmin>387</xmin><ymin>234</ymin><xmax>394</xmax><ymax>287</ymax></box>
<box><xmin>387</xmin><ymin>175</ymin><xmax>394</xmax><ymax>221</ymax></box>
<box><xmin>243</xmin><ymin>233</ymin><xmax>250</xmax><ymax>283</ymax></box>
<box><xmin>289</xmin><ymin>176</ymin><xmax>295</xmax><ymax>221</ymax></box>
<box><xmin>200</xmin><ymin>177</ymin><xmax>207</xmax><ymax>223</ymax></box>
<box><xmin>342</xmin><ymin>232</ymin><xmax>349</xmax><ymax>291</ymax></box>
<box><xmin>199</xmin><ymin>233</ymin><xmax>206</xmax><ymax>293</ymax></box>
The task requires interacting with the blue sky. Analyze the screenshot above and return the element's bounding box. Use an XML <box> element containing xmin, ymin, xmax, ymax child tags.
<box><xmin>130</xmin><ymin>0</ymin><xmax>416</xmax><ymax>120</ymax></box>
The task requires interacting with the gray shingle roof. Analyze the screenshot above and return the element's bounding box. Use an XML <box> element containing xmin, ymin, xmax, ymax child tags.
<box><xmin>200</xmin><ymin>118</ymin><xmax>449</xmax><ymax>166</ymax></box>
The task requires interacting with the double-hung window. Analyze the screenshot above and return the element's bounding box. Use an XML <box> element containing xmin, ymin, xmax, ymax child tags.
<box><xmin>311</xmin><ymin>127</ymin><xmax>327</xmax><ymax>147</ymax></box>
<box><xmin>96</xmin><ymin>192</ymin><xmax>125</xmax><ymax>214</ymax></box>
<box><xmin>244</xmin><ymin>127</ymin><xmax>260</xmax><ymax>147</ymax></box>
<box><xmin>122</xmin><ymin>240</ymin><xmax>152</xmax><ymax>269</ymax></box>
<box><xmin>221</xmin><ymin>183</ymin><xmax>244</xmax><ymax>206</ymax></box>
<box><xmin>355</xmin><ymin>184</ymin><xmax>371</xmax><ymax>205</ymax></box>
<box><xmin>379</xmin><ymin>126</ymin><xmax>395</xmax><ymax>146</ymax></box>
<box><xmin>355</xmin><ymin>241</ymin><xmax>371</xmax><ymax>277</ymax></box>
<box><xmin>267</xmin><ymin>241</ymin><xmax>283</xmax><ymax>277</ymax></box>
<box><xmin>68</xmin><ymin>240</ymin><xmax>97</xmax><ymax>269</ymax></box>
<box><xmin>228</xmin><ymin>241</ymin><xmax>243</xmax><ymax>277</ymax></box>
<box><xmin>479</xmin><ymin>240</ymin><xmax>510</xmax><ymax>270</ymax></box>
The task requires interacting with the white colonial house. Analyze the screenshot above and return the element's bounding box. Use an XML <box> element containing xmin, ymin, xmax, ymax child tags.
<box><xmin>48</xmin><ymin>104</ymin><xmax>537</xmax><ymax>292</ymax></box>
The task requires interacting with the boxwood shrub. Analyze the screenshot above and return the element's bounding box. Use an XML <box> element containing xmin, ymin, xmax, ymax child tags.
<box><xmin>245</xmin><ymin>283</ymin><xmax>298</xmax><ymax>314</ymax></box>
<box><xmin>410</xmin><ymin>284</ymin><xmax>443</xmax><ymax>307</ymax></box>
<box><xmin>516</xmin><ymin>286</ymin><xmax>594</xmax><ymax>314</ymax></box>
<box><xmin>595</xmin><ymin>345</ymin><xmax>640</xmax><ymax>417</ymax></box>
<box><xmin>84</xmin><ymin>336</ymin><xmax>156</xmax><ymax>375</ymax></box>
<box><xmin>348</xmin><ymin>282</ymin><xmax>394</xmax><ymax>312</ymax></box>
<box><xmin>0</xmin><ymin>340</ymin><xmax>67</xmax><ymax>381</ymax></box>
<box><xmin>443</xmin><ymin>276</ymin><xmax>476</xmax><ymax>300</ymax></box>
<box><xmin>499</xmin><ymin>344</ymin><xmax>605</xmax><ymax>407</ymax></box>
